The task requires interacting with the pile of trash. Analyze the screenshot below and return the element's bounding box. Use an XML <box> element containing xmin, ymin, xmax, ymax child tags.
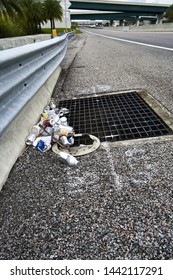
<box><xmin>25</xmin><ymin>99</ymin><xmax>79</xmax><ymax>167</ymax></box>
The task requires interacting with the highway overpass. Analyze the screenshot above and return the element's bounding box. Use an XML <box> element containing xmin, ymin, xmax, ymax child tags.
<box><xmin>69</xmin><ymin>0</ymin><xmax>170</xmax><ymax>24</ymax></box>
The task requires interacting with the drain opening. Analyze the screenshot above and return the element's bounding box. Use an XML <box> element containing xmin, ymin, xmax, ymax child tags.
<box><xmin>58</xmin><ymin>91</ymin><xmax>173</xmax><ymax>144</ymax></box>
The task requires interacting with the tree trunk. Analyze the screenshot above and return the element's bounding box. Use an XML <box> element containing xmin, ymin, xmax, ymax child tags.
<box><xmin>50</xmin><ymin>19</ymin><xmax>55</xmax><ymax>31</ymax></box>
<box><xmin>52</xmin><ymin>19</ymin><xmax>55</xmax><ymax>29</ymax></box>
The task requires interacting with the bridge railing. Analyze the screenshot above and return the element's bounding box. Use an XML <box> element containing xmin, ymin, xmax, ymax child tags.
<box><xmin>0</xmin><ymin>32</ymin><xmax>74</xmax><ymax>136</ymax></box>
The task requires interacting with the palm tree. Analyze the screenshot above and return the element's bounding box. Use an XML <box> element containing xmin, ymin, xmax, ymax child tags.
<box><xmin>165</xmin><ymin>5</ymin><xmax>173</xmax><ymax>22</ymax></box>
<box><xmin>43</xmin><ymin>0</ymin><xmax>63</xmax><ymax>31</ymax></box>
<box><xmin>18</xmin><ymin>0</ymin><xmax>44</xmax><ymax>34</ymax></box>
<box><xmin>0</xmin><ymin>0</ymin><xmax>22</xmax><ymax>19</ymax></box>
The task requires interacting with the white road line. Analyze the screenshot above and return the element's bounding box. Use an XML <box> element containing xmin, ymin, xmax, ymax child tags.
<box><xmin>85</xmin><ymin>30</ymin><xmax>173</xmax><ymax>52</ymax></box>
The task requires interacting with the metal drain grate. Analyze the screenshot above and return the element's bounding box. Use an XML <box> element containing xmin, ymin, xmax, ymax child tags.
<box><xmin>58</xmin><ymin>92</ymin><xmax>172</xmax><ymax>144</ymax></box>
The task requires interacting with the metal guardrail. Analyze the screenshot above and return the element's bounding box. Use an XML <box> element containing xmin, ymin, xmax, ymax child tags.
<box><xmin>0</xmin><ymin>32</ymin><xmax>74</xmax><ymax>136</ymax></box>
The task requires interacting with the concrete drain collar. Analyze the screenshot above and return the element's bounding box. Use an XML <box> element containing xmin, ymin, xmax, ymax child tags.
<box><xmin>52</xmin><ymin>134</ymin><xmax>100</xmax><ymax>157</ymax></box>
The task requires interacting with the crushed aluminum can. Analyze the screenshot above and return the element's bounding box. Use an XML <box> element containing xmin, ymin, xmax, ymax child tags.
<box><xmin>58</xmin><ymin>152</ymin><xmax>79</xmax><ymax>167</ymax></box>
<box><xmin>25</xmin><ymin>133</ymin><xmax>36</xmax><ymax>145</ymax></box>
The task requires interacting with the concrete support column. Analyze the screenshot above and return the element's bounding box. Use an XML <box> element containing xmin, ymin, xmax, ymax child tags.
<box><xmin>136</xmin><ymin>16</ymin><xmax>140</xmax><ymax>26</ymax></box>
<box><xmin>110</xmin><ymin>20</ymin><xmax>114</xmax><ymax>26</ymax></box>
<box><xmin>119</xmin><ymin>19</ymin><xmax>123</xmax><ymax>26</ymax></box>
<box><xmin>120</xmin><ymin>20</ymin><xmax>125</xmax><ymax>26</ymax></box>
<box><xmin>156</xmin><ymin>13</ymin><xmax>164</xmax><ymax>24</ymax></box>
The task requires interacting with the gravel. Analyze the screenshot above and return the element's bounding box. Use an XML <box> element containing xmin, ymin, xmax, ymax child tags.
<box><xmin>0</xmin><ymin>31</ymin><xmax>173</xmax><ymax>260</ymax></box>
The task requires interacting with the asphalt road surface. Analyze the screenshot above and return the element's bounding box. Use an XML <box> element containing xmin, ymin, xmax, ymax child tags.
<box><xmin>83</xmin><ymin>27</ymin><xmax>173</xmax><ymax>50</ymax></box>
<box><xmin>0</xmin><ymin>32</ymin><xmax>173</xmax><ymax>261</ymax></box>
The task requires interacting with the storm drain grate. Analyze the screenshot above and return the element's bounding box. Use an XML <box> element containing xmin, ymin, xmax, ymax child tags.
<box><xmin>58</xmin><ymin>91</ymin><xmax>172</xmax><ymax>145</ymax></box>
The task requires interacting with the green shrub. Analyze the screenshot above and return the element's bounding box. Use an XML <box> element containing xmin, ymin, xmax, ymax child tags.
<box><xmin>41</xmin><ymin>27</ymin><xmax>82</xmax><ymax>35</ymax></box>
<box><xmin>165</xmin><ymin>5</ymin><xmax>173</xmax><ymax>22</ymax></box>
<box><xmin>0</xmin><ymin>17</ymin><xmax>26</xmax><ymax>38</ymax></box>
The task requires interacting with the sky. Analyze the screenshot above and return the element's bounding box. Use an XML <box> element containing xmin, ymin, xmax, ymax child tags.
<box><xmin>118</xmin><ymin>0</ymin><xmax>173</xmax><ymax>4</ymax></box>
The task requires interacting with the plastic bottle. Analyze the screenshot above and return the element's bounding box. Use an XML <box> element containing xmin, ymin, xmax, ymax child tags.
<box><xmin>58</xmin><ymin>152</ymin><xmax>79</xmax><ymax>167</ymax></box>
<box><xmin>30</xmin><ymin>125</ymin><xmax>40</xmax><ymax>136</ymax></box>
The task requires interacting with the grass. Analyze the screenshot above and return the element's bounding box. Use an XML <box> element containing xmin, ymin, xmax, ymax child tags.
<box><xmin>41</xmin><ymin>28</ymin><xmax>82</xmax><ymax>35</ymax></box>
